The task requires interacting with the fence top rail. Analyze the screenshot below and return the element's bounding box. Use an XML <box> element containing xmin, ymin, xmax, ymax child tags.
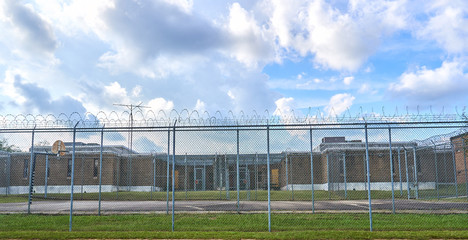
<box><xmin>0</xmin><ymin>120</ymin><xmax>467</xmax><ymax>132</ymax></box>
<box><xmin>0</xmin><ymin>108</ymin><xmax>467</xmax><ymax>129</ymax></box>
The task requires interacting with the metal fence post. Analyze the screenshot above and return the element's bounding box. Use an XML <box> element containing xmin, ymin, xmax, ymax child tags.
<box><xmin>203</xmin><ymin>161</ymin><xmax>206</xmax><ymax>191</ymax></box>
<box><xmin>364</xmin><ymin>123</ymin><xmax>373</xmax><ymax>232</ymax></box>
<box><xmin>450</xmin><ymin>143</ymin><xmax>458</xmax><ymax>198</ymax></box>
<box><xmin>413</xmin><ymin>148</ymin><xmax>419</xmax><ymax>199</ymax></box>
<box><xmin>98</xmin><ymin>125</ymin><xmax>104</xmax><ymax>215</ymax></box>
<box><xmin>27</xmin><ymin>125</ymin><xmax>36</xmax><ymax>214</ymax></box>
<box><xmin>44</xmin><ymin>155</ymin><xmax>49</xmax><ymax>198</ymax></box>
<box><xmin>166</xmin><ymin>128</ymin><xmax>170</xmax><ymax>214</ymax></box>
<box><xmin>255</xmin><ymin>153</ymin><xmax>258</xmax><ymax>201</ymax></box>
<box><xmin>236</xmin><ymin>126</ymin><xmax>240</xmax><ymax>212</ymax></box>
<box><xmin>432</xmin><ymin>142</ymin><xmax>440</xmax><ymax>200</ymax></box>
<box><xmin>116</xmin><ymin>157</ymin><xmax>120</xmax><ymax>200</ymax></box>
<box><xmin>463</xmin><ymin>139</ymin><xmax>468</xmax><ymax>199</ymax></box>
<box><xmin>343</xmin><ymin>152</ymin><xmax>347</xmax><ymax>199</ymax></box>
<box><xmin>404</xmin><ymin>148</ymin><xmax>410</xmax><ymax>199</ymax></box>
<box><xmin>6</xmin><ymin>154</ymin><xmax>11</xmax><ymax>196</ymax></box>
<box><xmin>214</xmin><ymin>153</ymin><xmax>218</xmax><ymax>196</ymax></box>
<box><xmin>309</xmin><ymin>128</ymin><xmax>315</xmax><ymax>213</ymax></box>
<box><xmin>185</xmin><ymin>153</ymin><xmax>188</xmax><ymax>200</ymax></box>
<box><xmin>245</xmin><ymin>157</ymin><xmax>250</xmax><ymax>200</ymax></box>
<box><xmin>443</xmin><ymin>145</ymin><xmax>448</xmax><ymax>187</ymax></box>
<box><xmin>225</xmin><ymin>153</ymin><xmax>229</xmax><ymax>200</ymax></box>
<box><xmin>291</xmin><ymin>154</ymin><xmax>294</xmax><ymax>201</ymax></box>
<box><xmin>172</xmin><ymin>121</ymin><xmax>176</xmax><ymax>232</ymax></box>
<box><xmin>326</xmin><ymin>154</ymin><xmax>330</xmax><ymax>199</ymax></box>
<box><xmin>286</xmin><ymin>151</ymin><xmax>289</xmax><ymax>191</ymax></box>
<box><xmin>388</xmin><ymin>127</ymin><xmax>395</xmax><ymax>214</ymax></box>
<box><xmin>69</xmin><ymin>121</ymin><xmax>79</xmax><ymax>232</ymax></box>
<box><xmin>398</xmin><ymin>147</ymin><xmax>402</xmax><ymax>196</ymax></box>
<box><xmin>193</xmin><ymin>161</ymin><xmax>196</xmax><ymax>191</ymax></box>
<box><xmin>80</xmin><ymin>156</ymin><xmax>84</xmax><ymax>200</ymax></box>
<box><xmin>151</xmin><ymin>152</ymin><xmax>155</xmax><ymax>199</ymax></box>
<box><xmin>267</xmin><ymin>122</ymin><xmax>271</xmax><ymax>232</ymax></box>
<box><xmin>217</xmin><ymin>153</ymin><xmax>222</xmax><ymax>200</ymax></box>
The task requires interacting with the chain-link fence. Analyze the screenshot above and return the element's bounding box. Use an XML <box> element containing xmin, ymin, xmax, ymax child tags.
<box><xmin>0</xmin><ymin>119</ymin><xmax>467</xmax><ymax>231</ymax></box>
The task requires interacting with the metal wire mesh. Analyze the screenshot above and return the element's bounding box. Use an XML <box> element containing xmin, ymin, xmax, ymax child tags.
<box><xmin>0</xmin><ymin>118</ymin><xmax>467</xmax><ymax>231</ymax></box>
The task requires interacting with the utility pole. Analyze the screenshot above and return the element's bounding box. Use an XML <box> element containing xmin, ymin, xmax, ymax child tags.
<box><xmin>114</xmin><ymin>102</ymin><xmax>149</xmax><ymax>190</ymax></box>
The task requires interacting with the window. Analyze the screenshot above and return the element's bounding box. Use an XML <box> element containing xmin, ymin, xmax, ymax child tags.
<box><xmin>67</xmin><ymin>159</ymin><xmax>72</xmax><ymax>177</ymax></box>
<box><xmin>93</xmin><ymin>158</ymin><xmax>98</xmax><ymax>178</ymax></box>
<box><xmin>23</xmin><ymin>159</ymin><xmax>28</xmax><ymax>178</ymax></box>
<box><xmin>416</xmin><ymin>155</ymin><xmax>422</xmax><ymax>173</ymax></box>
<box><xmin>339</xmin><ymin>158</ymin><xmax>344</xmax><ymax>175</ymax></box>
<box><xmin>46</xmin><ymin>156</ymin><xmax>50</xmax><ymax>178</ymax></box>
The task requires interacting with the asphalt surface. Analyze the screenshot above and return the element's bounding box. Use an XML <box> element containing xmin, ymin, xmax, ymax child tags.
<box><xmin>1</xmin><ymin>199</ymin><xmax>467</xmax><ymax>214</ymax></box>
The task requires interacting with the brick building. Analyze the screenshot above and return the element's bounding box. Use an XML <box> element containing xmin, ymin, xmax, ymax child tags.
<box><xmin>450</xmin><ymin>133</ymin><xmax>468</xmax><ymax>184</ymax></box>
<box><xmin>0</xmin><ymin>137</ymin><xmax>461</xmax><ymax>195</ymax></box>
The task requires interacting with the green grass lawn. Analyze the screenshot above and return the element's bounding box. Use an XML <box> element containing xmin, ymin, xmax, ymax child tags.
<box><xmin>0</xmin><ymin>213</ymin><xmax>466</xmax><ymax>239</ymax></box>
<box><xmin>1</xmin><ymin>182</ymin><xmax>467</xmax><ymax>204</ymax></box>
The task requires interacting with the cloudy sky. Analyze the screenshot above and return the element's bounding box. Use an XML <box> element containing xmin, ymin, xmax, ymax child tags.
<box><xmin>0</xmin><ymin>0</ymin><xmax>467</xmax><ymax>118</ymax></box>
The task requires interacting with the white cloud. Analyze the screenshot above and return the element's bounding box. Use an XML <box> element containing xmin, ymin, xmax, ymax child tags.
<box><xmin>194</xmin><ymin>99</ymin><xmax>206</xmax><ymax>112</ymax></box>
<box><xmin>91</xmin><ymin>0</ymin><xmax>226</xmax><ymax>78</ymax></box>
<box><xmin>270</xmin><ymin>77</ymin><xmax>355</xmax><ymax>91</ymax></box>
<box><xmin>104</xmin><ymin>82</ymin><xmax>129</xmax><ymax>104</ymax></box>
<box><xmin>148</xmin><ymin>97</ymin><xmax>175</xmax><ymax>113</ymax></box>
<box><xmin>227</xmin><ymin>2</ymin><xmax>275</xmax><ymax>67</ymax></box>
<box><xmin>0</xmin><ymin>0</ymin><xmax>58</xmax><ymax>60</ymax></box>
<box><xmin>0</xmin><ymin>70</ymin><xmax>86</xmax><ymax>115</ymax></box>
<box><xmin>162</xmin><ymin>0</ymin><xmax>193</xmax><ymax>13</ymax></box>
<box><xmin>273</xmin><ymin>97</ymin><xmax>296</xmax><ymax>116</ymax></box>
<box><xmin>358</xmin><ymin>83</ymin><xmax>371</xmax><ymax>94</ymax></box>
<box><xmin>131</xmin><ymin>85</ymin><xmax>142</xmax><ymax>97</ymax></box>
<box><xmin>389</xmin><ymin>60</ymin><xmax>468</xmax><ymax>102</ymax></box>
<box><xmin>417</xmin><ymin>2</ymin><xmax>468</xmax><ymax>54</ymax></box>
<box><xmin>325</xmin><ymin>93</ymin><xmax>355</xmax><ymax>116</ymax></box>
<box><xmin>343</xmin><ymin>76</ymin><xmax>354</xmax><ymax>85</ymax></box>
<box><xmin>31</xmin><ymin>0</ymin><xmax>113</xmax><ymax>36</ymax></box>
<box><xmin>294</xmin><ymin>78</ymin><xmax>325</xmax><ymax>90</ymax></box>
<box><xmin>5</xmin><ymin>0</ymin><xmax>465</xmax><ymax>119</ymax></box>
<box><xmin>78</xmin><ymin>81</ymin><xmax>133</xmax><ymax>113</ymax></box>
<box><xmin>268</xmin><ymin>0</ymin><xmax>407</xmax><ymax>71</ymax></box>
<box><xmin>0</xmin><ymin>69</ymin><xmax>27</xmax><ymax>105</ymax></box>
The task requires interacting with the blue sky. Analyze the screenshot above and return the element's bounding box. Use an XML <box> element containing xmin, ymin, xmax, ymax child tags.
<box><xmin>0</xmin><ymin>0</ymin><xmax>467</xmax><ymax>118</ymax></box>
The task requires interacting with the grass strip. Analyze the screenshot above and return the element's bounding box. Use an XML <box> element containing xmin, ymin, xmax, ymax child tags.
<box><xmin>0</xmin><ymin>230</ymin><xmax>467</xmax><ymax>239</ymax></box>
<box><xmin>0</xmin><ymin>213</ymin><xmax>467</xmax><ymax>232</ymax></box>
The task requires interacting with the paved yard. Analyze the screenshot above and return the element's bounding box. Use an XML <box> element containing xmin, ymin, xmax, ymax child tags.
<box><xmin>0</xmin><ymin>199</ymin><xmax>467</xmax><ymax>214</ymax></box>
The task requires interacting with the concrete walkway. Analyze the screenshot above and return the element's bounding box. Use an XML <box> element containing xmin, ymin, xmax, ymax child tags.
<box><xmin>0</xmin><ymin>199</ymin><xmax>467</xmax><ymax>214</ymax></box>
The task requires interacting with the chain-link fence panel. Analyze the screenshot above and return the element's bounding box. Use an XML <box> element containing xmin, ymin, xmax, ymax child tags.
<box><xmin>453</xmin><ymin>136</ymin><xmax>468</xmax><ymax>198</ymax></box>
<box><xmin>0</xmin><ymin>151</ymin><xmax>11</xmax><ymax>196</ymax></box>
<box><xmin>1</xmin><ymin>119</ymin><xmax>467</xmax><ymax>232</ymax></box>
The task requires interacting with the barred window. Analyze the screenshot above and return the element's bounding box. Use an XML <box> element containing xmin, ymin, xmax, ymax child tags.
<box><xmin>67</xmin><ymin>159</ymin><xmax>72</xmax><ymax>177</ymax></box>
<box><xmin>23</xmin><ymin>159</ymin><xmax>28</xmax><ymax>178</ymax></box>
<box><xmin>93</xmin><ymin>158</ymin><xmax>98</xmax><ymax>178</ymax></box>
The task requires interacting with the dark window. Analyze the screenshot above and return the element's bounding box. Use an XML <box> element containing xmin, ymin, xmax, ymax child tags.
<box><xmin>67</xmin><ymin>159</ymin><xmax>72</xmax><ymax>177</ymax></box>
<box><xmin>93</xmin><ymin>158</ymin><xmax>98</xmax><ymax>178</ymax></box>
<box><xmin>23</xmin><ymin>159</ymin><xmax>28</xmax><ymax>178</ymax></box>
<box><xmin>46</xmin><ymin>157</ymin><xmax>50</xmax><ymax>178</ymax></box>
<box><xmin>339</xmin><ymin>155</ymin><xmax>344</xmax><ymax>175</ymax></box>
<box><xmin>416</xmin><ymin>155</ymin><xmax>422</xmax><ymax>173</ymax></box>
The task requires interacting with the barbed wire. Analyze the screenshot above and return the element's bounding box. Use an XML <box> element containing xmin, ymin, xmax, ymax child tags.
<box><xmin>415</xmin><ymin>128</ymin><xmax>467</xmax><ymax>147</ymax></box>
<box><xmin>0</xmin><ymin>106</ymin><xmax>467</xmax><ymax>129</ymax></box>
